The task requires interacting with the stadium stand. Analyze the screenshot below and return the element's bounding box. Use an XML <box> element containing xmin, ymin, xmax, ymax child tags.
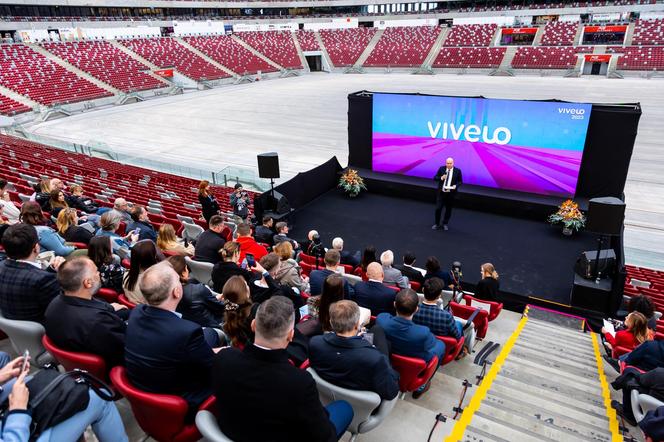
<box><xmin>433</xmin><ymin>47</ymin><xmax>507</xmax><ymax>68</ymax></box>
<box><xmin>184</xmin><ymin>35</ymin><xmax>278</xmax><ymax>75</ymax></box>
<box><xmin>540</xmin><ymin>21</ymin><xmax>580</xmax><ymax>46</ymax></box>
<box><xmin>296</xmin><ymin>30</ymin><xmax>320</xmax><ymax>51</ymax></box>
<box><xmin>235</xmin><ymin>31</ymin><xmax>302</xmax><ymax>69</ymax></box>
<box><xmin>363</xmin><ymin>26</ymin><xmax>441</xmax><ymax>67</ymax></box>
<box><xmin>41</xmin><ymin>41</ymin><xmax>166</xmax><ymax>92</ymax></box>
<box><xmin>0</xmin><ymin>44</ymin><xmax>112</xmax><ymax>106</ymax></box>
<box><xmin>611</xmin><ymin>45</ymin><xmax>664</xmax><ymax>70</ymax></box>
<box><xmin>632</xmin><ymin>18</ymin><xmax>664</xmax><ymax>45</ymax></box>
<box><xmin>511</xmin><ymin>46</ymin><xmax>592</xmax><ymax>69</ymax></box>
<box><xmin>120</xmin><ymin>37</ymin><xmax>230</xmax><ymax>81</ymax></box>
<box><xmin>625</xmin><ymin>265</ymin><xmax>664</xmax><ymax>339</ymax></box>
<box><xmin>319</xmin><ymin>27</ymin><xmax>377</xmax><ymax>67</ymax></box>
<box><xmin>443</xmin><ymin>24</ymin><xmax>497</xmax><ymax>47</ymax></box>
<box><xmin>0</xmin><ymin>94</ymin><xmax>30</xmax><ymax>115</ymax></box>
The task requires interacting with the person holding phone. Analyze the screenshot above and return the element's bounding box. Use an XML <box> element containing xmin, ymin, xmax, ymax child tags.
<box><xmin>212</xmin><ymin>242</ymin><xmax>264</xmax><ymax>293</ymax></box>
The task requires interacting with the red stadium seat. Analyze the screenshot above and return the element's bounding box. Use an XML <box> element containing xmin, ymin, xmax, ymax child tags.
<box><xmin>436</xmin><ymin>335</ymin><xmax>465</xmax><ymax>366</ymax></box>
<box><xmin>462</xmin><ymin>294</ymin><xmax>503</xmax><ymax>322</ymax></box>
<box><xmin>118</xmin><ymin>294</ymin><xmax>137</xmax><ymax>309</ymax></box>
<box><xmin>449</xmin><ymin>302</ymin><xmax>489</xmax><ymax>339</ymax></box>
<box><xmin>390</xmin><ymin>354</ymin><xmax>439</xmax><ymax>394</ymax></box>
<box><xmin>96</xmin><ymin>288</ymin><xmax>120</xmax><ymax>304</ymax></box>
<box><xmin>42</xmin><ymin>335</ymin><xmax>110</xmax><ymax>384</ymax></box>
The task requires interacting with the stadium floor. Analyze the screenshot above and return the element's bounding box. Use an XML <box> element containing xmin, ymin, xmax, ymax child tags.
<box><xmin>27</xmin><ymin>73</ymin><xmax>664</xmax><ymax>269</ymax></box>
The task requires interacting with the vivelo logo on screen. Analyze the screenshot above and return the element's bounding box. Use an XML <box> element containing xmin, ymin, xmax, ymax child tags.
<box><xmin>372</xmin><ymin>93</ymin><xmax>592</xmax><ymax>197</ymax></box>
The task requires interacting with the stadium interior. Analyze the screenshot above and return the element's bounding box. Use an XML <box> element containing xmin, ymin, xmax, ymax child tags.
<box><xmin>0</xmin><ymin>0</ymin><xmax>663</xmax><ymax>441</ymax></box>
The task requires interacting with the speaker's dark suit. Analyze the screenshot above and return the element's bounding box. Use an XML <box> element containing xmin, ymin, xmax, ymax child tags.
<box><xmin>433</xmin><ymin>166</ymin><xmax>463</xmax><ymax>226</ymax></box>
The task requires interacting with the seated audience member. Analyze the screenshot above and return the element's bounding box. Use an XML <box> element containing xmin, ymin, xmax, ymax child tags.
<box><xmin>66</xmin><ymin>184</ymin><xmax>99</xmax><ymax>214</ymax></box>
<box><xmin>377</xmin><ymin>289</ymin><xmax>445</xmax><ymax>398</ymax></box>
<box><xmin>639</xmin><ymin>405</ymin><xmax>664</xmax><ymax>442</ymax></box>
<box><xmin>88</xmin><ymin>236</ymin><xmax>125</xmax><ymax>293</ymax></box>
<box><xmin>169</xmin><ymin>255</ymin><xmax>225</xmax><ymax>329</ymax></box>
<box><xmin>0</xmin><ymin>356</ymin><xmax>129</xmax><ymax>441</ymax></box>
<box><xmin>50</xmin><ymin>178</ymin><xmax>65</xmax><ymax>193</ymax></box>
<box><xmin>380</xmin><ymin>250</ymin><xmax>409</xmax><ymax>289</ymax></box>
<box><xmin>603</xmin><ymin>312</ymin><xmax>653</xmax><ymax>353</ymax></box>
<box><xmin>0</xmin><ymin>179</ymin><xmax>21</xmax><ymax>224</ymax></box>
<box><xmin>96</xmin><ymin>211</ymin><xmax>138</xmax><ymax>257</ymax></box>
<box><xmin>424</xmin><ymin>256</ymin><xmax>453</xmax><ymax>288</ymax></box>
<box><xmin>126</xmin><ymin>205</ymin><xmax>157</xmax><ymax>243</ymax></box>
<box><xmin>193</xmin><ymin>215</ymin><xmax>227</xmax><ymax>264</ymax></box>
<box><xmin>212</xmin><ymin>241</ymin><xmax>255</xmax><ymax>292</ymax></box>
<box><xmin>332</xmin><ymin>237</ymin><xmax>360</xmax><ymax>268</ymax></box>
<box><xmin>352</xmin><ymin>262</ymin><xmax>397</xmax><ymax>316</ymax></box>
<box><xmin>475</xmin><ymin>263</ymin><xmax>500</xmax><ymax>301</ymax></box>
<box><xmin>628</xmin><ymin>295</ymin><xmax>658</xmax><ymax>331</ymax></box>
<box><xmin>236</xmin><ymin>223</ymin><xmax>267</xmax><ymax>264</ymax></box>
<box><xmin>309</xmin><ymin>300</ymin><xmax>399</xmax><ymax>400</ymax></box>
<box><xmin>252</xmin><ymin>253</ymin><xmax>303</xmax><ymax>309</ymax></box>
<box><xmin>45</xmin><ymin>257</ymin><xmax>128</xmax><ymax>367</ymax></box>
<box><xmin>222</xmin><ymin>276</ymin><xmax>257</xmax><ymax>348</ymax></box>
<box><xmin>622</xmin><ymin>339</ymin><xmax>664</xmax><ymax>372</ymax></box>
<box><xmin>229</xmin><ymin>184</ymin><xmax>250</xmax><ymax>222</ymax></box>
<box><xmin>20</xmin><ymin>202</ymin><xmax>74</xmax><ymax>257</ymax></box>
<box><xmin>212</xmin><ymin>296</ymin><xmax>353</xmax><ymax>442</ymax></box>
<box><xmin>254</xmin><ymin>215</ymin><xmax>274</xmax><ymax>246</ymax></box>
<box><xmin>414</xmin><ymin>277</ymin><xmax>463</xmax><ymax>340</ymax></box>
<box><xmin>309</xmin><ymin>250</ymin><xmax>354</xmax><ymax>297</ymax></box>
<box><xmin>394</xmin><ymin>252</ymin><xmax>425</xmax><ymax>286</ymax></box>
<box><xmin>300</xmin><ymin>230</ymin><xmax>320</xmax><ymax>257</ymax></box>
<box><xmin>48</xmin><ymin>189</ymin><xmax>69</xmax><ymax>218</ymax></box>
<box><xmin>32</xmin><ymin>178</ymin><xmax>51</xmax><ymax>211</ymax></box>
<box><xmin>125</xmin><ymin>262</ymin><xmax>215</xmax><ymax>415</ymax></box>
<box><xmin>0</xmin><ymin>223</ymin><xmax>64</xmax><ymax>323</ymax></box>
<box><xmin>272</xmin><ymin>222</ymin><xmax>299</xmax><ymax>250</ymax></box>
<box><xmin>56</xmin><ymin>208</ymin><xmax>93</xmax><ymax>245</ymax></box>
<box><xmin>300</xmin><ymin>274</ymin><xmax>345</xmax><ymax>337</ymax></box>
<box><xmin>110</xmin><ymin>198</ymin><xmax>132</xmax><ymax>223</ymax></box>
<box><xmin>274</xmin><ymin>241</ymin><xmax>310</xmax><ymax>294</ymax></box>
<box><xmin>123</xmin><ymin>240</ymin><xmax>162</xmax><ymax>304</ymax></box>
<box><xmin>198</xmin><ymin>180</ymin><xmax>220</xmax><ymax>223</ymax></box>
<box><xmin>360</xmin><ymin>246</ymin><xmax>378</xmax><ymax>274</ymax></box>
<box><xmin>611</xmin><ymin>367</ymin><xmax>664</xmax><ymax>426</ymax></box>
<box><xmin>157</xmin><ymin>223</ymin><xmax>194</xmax><ymax>256</ymax></box>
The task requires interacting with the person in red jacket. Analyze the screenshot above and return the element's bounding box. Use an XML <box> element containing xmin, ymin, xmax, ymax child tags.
<box><xmin>236</xmin><ymin>223</ymin><xmax>267</xmax><ymax>264</ymax></box>
<box><xmin>603</xmin><ymin>311</ymin><xmax>653</xmax><ymax>353</ymax></box>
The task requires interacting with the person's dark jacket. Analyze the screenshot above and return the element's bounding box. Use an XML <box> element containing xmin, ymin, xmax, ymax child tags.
<box><xmin>623</xmin><ymin>340</ymin><xmax>664</xmax><ymax>372</ymax></box>
<box><xmin>475</xmin><ymin>277</ymin><xmax>499</xmax><ymax>302</ymax></box>
<box><xmin>212</xmin><ymin>345</ymin><xmax>337</xmax><ymax>442</ymax></box>
<box><xmin>254</xmin><ymin>225</ymin><xmax>274</xmax><ymax>246</ymax></box>
<box><xmin>126</xmin><ymin>220</ymin><xmax>157</xmax><ymax>243</ymax></box>
<box><xmin>35</xmin><ymin>192</ymin><xmax>51</xmax><ymax>211</ymax></box>
<box><xmin>66</xmin><ymin>194</ymin><xmax>99</xmax><ymax>213</ymax></box>
<box><xmin>395</xmin><ymin>264</ymin><xmax>425</xmax><ymax>286</ymax></box>
<box><xmin>0</xmin><ymin>259</ymin><xmax>60</xmax><ymax>323</ymax></box>
<box><xmin>44</xmin><ymin>294</ymin><xmax>126</xmax><ymax>367</ymax></box>
<box><xmin>309</xmin><ymin>333</ymin><xmax>399</xmax><ymax>400</ymax></box>
<box><xmin>230</xmin><ymin>192</ymin><xmax>249</xmax><ymax>219</ymax></box>
<box><xmin>125</xmin><ymin>304</ymin><xmax>215</xmax><ymax>411</ymax></box>
<box><xmin>434</xmin><ymin>166</ymin><xmax>463</xmax><ymax>191</ymax></box>
<box><xmin>62</xmin><ymin>225</ymin><xmax>94</xmax><ymax>245</ymax></box>
<box><xmin>352</xmin><ymin>280</ymin><xmax>397</xmax><ymax>316</ymax></box>
<box><xmin>309</xmin><ymin>268</ymin><xmax>354</xmax><ymax>298</ymax></box>
<box><xmin>424</xmin><ymin>270</ymin><xmax>454</xmax><ymax>288</ymax></box>
<box><xmin>639</xmin><ymin>404</ymin><xmax>664</xmax><ymax>441</ymax></box>
<box><xmin>250</xmin><ymin>275</ymin><xmax>304</xmax><ymax>312</ymax></box>
<box><xmin>339</xmin><ymin>250</ymin><xmax>360</xmax><ymax>269</ymax></box>
<box><xmin>212</xmin><ymin>261</ymin><xmax>255</xmax><ymax>293</ymax></box>
<box><xmin>199</xmin><ymin>194</ymin><xmax>220</xmax><ymax>222</ymax></box>
<box><xmin>193</xmin><ymin>229</ymin><xmax>226</xmax><ymax>264</ymax></box>
<box><xmin>176</xmin><ymin>279</ymin><xmax>225</xmax><ymax>328</ymax></box>
<box><xmin>273</xmin><ymin>233</ymin><xmax>297</xmax><ymax>249</ymax></box>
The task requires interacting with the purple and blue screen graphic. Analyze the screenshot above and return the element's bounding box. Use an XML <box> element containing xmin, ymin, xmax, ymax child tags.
<box><xmin>372</xmin><ymin>93</ymin><xmax>592</xmax><ymax>197</ymax></box>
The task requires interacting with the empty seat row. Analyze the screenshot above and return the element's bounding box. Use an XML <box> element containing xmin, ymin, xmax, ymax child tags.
<box><xmin>433</xmin><ymin>47</ymin><xmax>506</xmax><ymax>68</ymax></box>
<box><xmin>363</xmin><ymin>26</ymin><xmax>441</xmax><ymax>67</ymax></box>
<box><xmin>319</xmin><ymin>28</ymin><xmax>377</xmax><ymax>67</ymax></box>
<box><xmin>296</xmin><ymin>30</ymin><xmax>320</xmax><ymax>51</ymax></box>
<box><xmin>540</xmin><ymin>21</ymin><xmax>579</xmax><ymax>46</ymax></box>
<box><xmin>511</xmin><ymin>46</ymin><xmax>590</xmax><ymax>69</ymax></box>
<box><xmin>235</xmin><ymin>31</ymin><xmax>302</xmax><ymax>69</ymax></box>
<box><xmin>184</xmin><ymin>35</ymin><xmax>277</xmax><ymax>75</ymax></box>
<box><xmin>0</xmin><ymin>93</ymin><xmax>31</xmax><ymax>115</ymax></box>
<box><xmin>443</xmin><ymin>24</ymin><xmax>497</xmax><ymax>47</ymax></box>
<box><xmin>632</xmin><ymin>19</ymin><xmax>664</xmax><ymax>46</ymax></box>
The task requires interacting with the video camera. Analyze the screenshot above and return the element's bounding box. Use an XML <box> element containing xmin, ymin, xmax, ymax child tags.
<box><xmin>309</xmin><ymin>233</ymin><xmax>325</xmax><ymax>259</ymax></box>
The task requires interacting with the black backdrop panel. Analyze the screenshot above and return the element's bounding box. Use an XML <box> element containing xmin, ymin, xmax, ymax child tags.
<box><xmin>274</xmin><ymin>156</ymin><xmax>342</xmax><ymax>210</ymax></box>
<box><xmin>347</xmin><ymin>91</ymin><xmax>641</xmax><ymax>200</ymax></box>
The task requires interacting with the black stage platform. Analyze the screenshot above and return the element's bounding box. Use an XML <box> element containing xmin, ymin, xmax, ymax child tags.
<box><xmin>290</xmin><ymin>189</ymin><xmax>598</xmax><ymax>308</ymax></box>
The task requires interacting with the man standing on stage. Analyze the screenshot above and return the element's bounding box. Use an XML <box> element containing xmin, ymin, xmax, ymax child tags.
<box><xmin>432</xmin><ymin>157</ymin><xmax>462</xmax><ymax>231</ymax></box>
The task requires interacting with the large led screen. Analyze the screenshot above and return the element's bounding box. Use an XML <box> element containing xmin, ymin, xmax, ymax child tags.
<box><xmin>372</xmin><ymin>93</ymin><xmax>592</xmax><ymax>197</ymax></box>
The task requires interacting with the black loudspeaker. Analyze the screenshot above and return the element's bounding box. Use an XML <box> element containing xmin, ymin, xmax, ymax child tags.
<box><xmin>257</xmin><ymin>152</ymin><xmax>280</xmax><ymax>179</ymax></box>
<box><xmin>575</xmin><ymin>249</ymin><xmax>616</xmax><ymax>280</ymax></box>
<box><xmin>586</xmin><ymin>197</ymin><xmax>625</xmax><ymax>236</ymax></box>
<box><xmin>571</xmin><ymin>274</ymin><xmax>614</xmax><ymax>315</ymax></box>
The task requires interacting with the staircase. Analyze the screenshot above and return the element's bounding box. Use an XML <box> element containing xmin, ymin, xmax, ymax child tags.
<box><xmin>533</xmin><ymin>25</ymin><xmax>546</xmax><ymax>46</ymax></box>
<box><xmin>451</xmin><ymin>306</ymin><xmax>618</xmax><ymax>442</ymax></box>
<box><xmin>173</xmin><ymin>37</ymin><xmax>239</xmax><ymax>79</ymax></box>
<box><xmin>573</xmin><ymin>23</ymin><xmax>585</xmax><ymax>46</ymax></box>
<box><xmin>230</xmin><ymin>35</ymin><xmax>285</xmax><ymax>71</ymax></box>
<box><xmin>291</xmin><ymin>32</ymin><xmax>309</xmax><ymax>72</ymax></box>
<box><xmin>353</xmin><ymin>28</ymin><xmax>385</xmax><ymax>69</ymax></box>
<box><xmin>421</xmin><ymin>27</ymin><xmax>451</xmax><ymax>69</ymax></box>
<box><xmin>313</xmin><ymin>31</ymin><xmax>334</xmax><ymax>70</ymax></box>
<box><xmin>106</xmin><ymin>40</ymin><xmax>173</xmax><ymax>85</ymax></box>
<box><xmin>498</xmin><ymin>47</ymin><xmax>518</xmax><ymax>71</ymax></box>
<box><xmin>624</xmin><ymin>22</ymin><xmax>636</xmax><ymax>46</ymax></box>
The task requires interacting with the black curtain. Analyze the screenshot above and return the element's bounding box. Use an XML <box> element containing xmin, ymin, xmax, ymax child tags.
<box><xmin>273</xmin><ymin>157</ymin><xmax>342</xmax><ymax>210</ymax></box>
<box><xmin>347</xmin><ymin>91</ymin><xmax>373</xmax><ymax>169</ymax></box>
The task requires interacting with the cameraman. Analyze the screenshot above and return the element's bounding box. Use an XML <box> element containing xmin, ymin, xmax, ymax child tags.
<box><xmin>230</xmin><ymin>184</ymin><xmax>250</xmax><ymax>223</ymax></box>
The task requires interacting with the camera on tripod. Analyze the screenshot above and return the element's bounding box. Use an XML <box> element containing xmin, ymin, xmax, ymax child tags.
<box><xmin>309</xmin><ymin>234</ymin><xmax>326</xmax><ymax>267</ymax></box>
<box><xmin>451</xmin><ymin>261</ymin><xmax>463</xmax><ymax>302</ymax></box>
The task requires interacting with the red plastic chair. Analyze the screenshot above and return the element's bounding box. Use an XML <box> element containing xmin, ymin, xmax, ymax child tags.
<box><xmin>109</xmin><ymin>366</ymin><xmax>216</xmax><ymax>442</ymax></box>
<box><xmin>410</xmin><ymin>281</ymin><xmax>422</xmax><ymax>292</ymax></box>
<box><xmin>96</xmin><ymin>288</ymin><xmax>120</xmax><ymax>303</ymax></box>
<box><xmin>118</xmin><ymin>294</ymin><xmax>137</xmax><ymax>309</ymax></box>
<box><xmin>300</xmin><ymin>262</ymin><xmax>313</xmax><ymax>277</ymax></box>
<box><xmin>436</xmin><ymin>335</ymin><xmax>465</xmax><ymax>366</ymax></box>
<box><xmin>462</xmin><ymin>294</ymin><xmax>503</xmax><ymax>322</ymax></box>
<box><xmin>449</xmin><ymin>302</ymin><xmax>489</xmax><ymax>339</ymax></box>
<box><xmin>69</xmin><ymin>242</ymin><xmax>88</xmax><ymax>249</ymax></box>
<box><xmin>612</xmin><ymin>345</ymin><xmax>632</xmax><ymax>359</ymax></box>
<box><xmin>390</xmin><ymin>354</ymin><xmax>439</xmax><ymax>393</ymax></box>
<box><xmin>42</xmin><ymin>335</ymin><xmax>109</xmax><ymax>382</ymax></box>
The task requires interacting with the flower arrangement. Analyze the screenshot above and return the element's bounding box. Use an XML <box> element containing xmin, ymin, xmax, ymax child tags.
<box><xmin>338</xmin><ymin>169</ymin><xmax>367</xmax><ymax>198</ymax></box>
<box><xmin>548</xmin><ymin>199</ymin><xmax>586</xmax><ymax>233</ymax></box>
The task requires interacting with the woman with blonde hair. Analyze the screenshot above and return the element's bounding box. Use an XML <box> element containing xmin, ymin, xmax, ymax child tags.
<box><xmin>475</xmin><ymin>262</ymin><xmax>499</xmax><ymax>301</ymax></box>
<box><xmin>197</xmin><ymin>180</ymin><xmax>220</xmax><ymax>223</ymax></box>
<box><xmin>156</xmin><ymin>223</ymin><xmax>195</xmax><ymax>256</ymax></box>
<box><xmin>603</xmin><ymin>312</ymin><xmax>653</xmax><ymax>353</ymax></box>
<box><xmin>56</xmin><ymin>208</ymin><xmax>93</xmax><ymax>244</ymax></box>
<box><xmin>211</xmin><ymin>241</ymin><xmax>258</xmax><ymax>292</ymax></box>
<box><xmin>273</xmin><ymin>241</ymin><xmax>309</xmax><ymax>294</ymax></box>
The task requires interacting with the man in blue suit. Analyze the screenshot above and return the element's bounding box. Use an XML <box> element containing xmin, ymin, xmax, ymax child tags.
<box><xmin>125</xmin><ymin>261</ymin><xmax>216</xmax><ymax>417</ymax></box>
<box><xmin>376</xmin><ymin>288</ymin><xmax>445</xmax><ymax>399</ymax></box>
<box><xmin>352</xmin><ymin>262</ymin><xmax>397</xmax><ymax>316</ymax></box>
<box><xmin>308</xmin><ymin>250</ymin><xmax>354</xmax><ymax>298</ymax></box>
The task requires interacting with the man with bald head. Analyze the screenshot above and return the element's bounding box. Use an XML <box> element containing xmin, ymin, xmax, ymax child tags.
<box><xmin>433</xmin><ymin>157</ymin><xmax>463</xmax><ymax>231</ymax></box>
<box><xmin>351</xmin><ymin>262</ymin><xmax>397</xmax><ymax>315</ymax></box>
<box><xmin>124</xmin><ymin>261</ymin><xmax>215</xmax><ymax>417</ymax></box>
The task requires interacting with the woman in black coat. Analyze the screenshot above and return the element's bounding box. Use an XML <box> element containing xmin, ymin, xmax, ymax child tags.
<box><xmin>475</xmin><ymin>263</ymin><xmax>500</xmax><ymax>302</ymax></box>
<box><xmin>211</xmin><ymin>241</ymin><xmax>255</xmax><ymax>293</ymax></box>
<box><xmin>198</xmin><ymin>180</ymin><xmax>220</xmax><ymax>223</ymax></box>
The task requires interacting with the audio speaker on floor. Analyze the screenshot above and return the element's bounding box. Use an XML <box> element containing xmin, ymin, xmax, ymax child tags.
<box><xmin>586</xmin><ymin>197</ymin><xmax>625</xmax><ymax>236</ymax></box>
<box><xmin>257</xmin><ymin>152</ymin><xmax>280</xmax><ymax>179</ymax></box>
<box><xmin>574</xmin><ymin>249</ymin><xmax>616</xmax><ymax>280</ymax></box>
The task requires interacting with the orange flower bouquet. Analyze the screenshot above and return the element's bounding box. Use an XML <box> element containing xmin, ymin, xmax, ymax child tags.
<box><xmin>338</xmin><ymin>169</ymin><xmax>367</xmax><ymax>198</ymax></box>
<box><xmin>548</xmin><ymin>199</ymin><xmax>586</xmax><ymax>234</ymax></box>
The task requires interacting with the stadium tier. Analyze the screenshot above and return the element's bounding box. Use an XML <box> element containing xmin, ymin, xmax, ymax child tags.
<box><xmin>632</xmin><ymin>18</ymin><xmax>664</xmax><ymax>45</ymax></box>
<box><xmin>612</xmin><ymin>45</ymin><xmax>664</xmax><ymax>70</ymax></box>
<box><xmin>511</xmin><ymin>46</ymin><xmax>592</xmax><ymax>69</ymax></box>
<box><xmin>540</xmin><ymin>21</ymin><xmax>580</xmax><ymax>46</ymax></box>
<box><xmin>363</xmin><ymin>26</ymin><xmax>442</xmax><ymax>67</ymax></box>
<box><xmin>443</xmin><ymin>24</ymin><xmax>498</xmax><ymax>47</ymax></box>
<box><xmin>319</xmin><ymin>27</ymin><xmax>377</xmax><ymax>67</ymax></box>
<box><xmin>296</xmin><ymin>30</ymin><xmax>320</xmax><ymax>51</ymax></box>
<box><xmin>235</xmin><ymin>31</ymin><xmax>303</xmax><ymax>69</ymax></box>
<box><xmin>433</xmin><ymin>46</ymin><xmax>507</xmax><ymax>68</ymax></box>
<box><xmin>0</xmin><ymin>94</ymin><xmax>31</xmax><ymax>116</ymax></box>
<box><xmin>184</xmin><ymin>35</ymin><xmax>278</xmax><ymax>75</ymax></box>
